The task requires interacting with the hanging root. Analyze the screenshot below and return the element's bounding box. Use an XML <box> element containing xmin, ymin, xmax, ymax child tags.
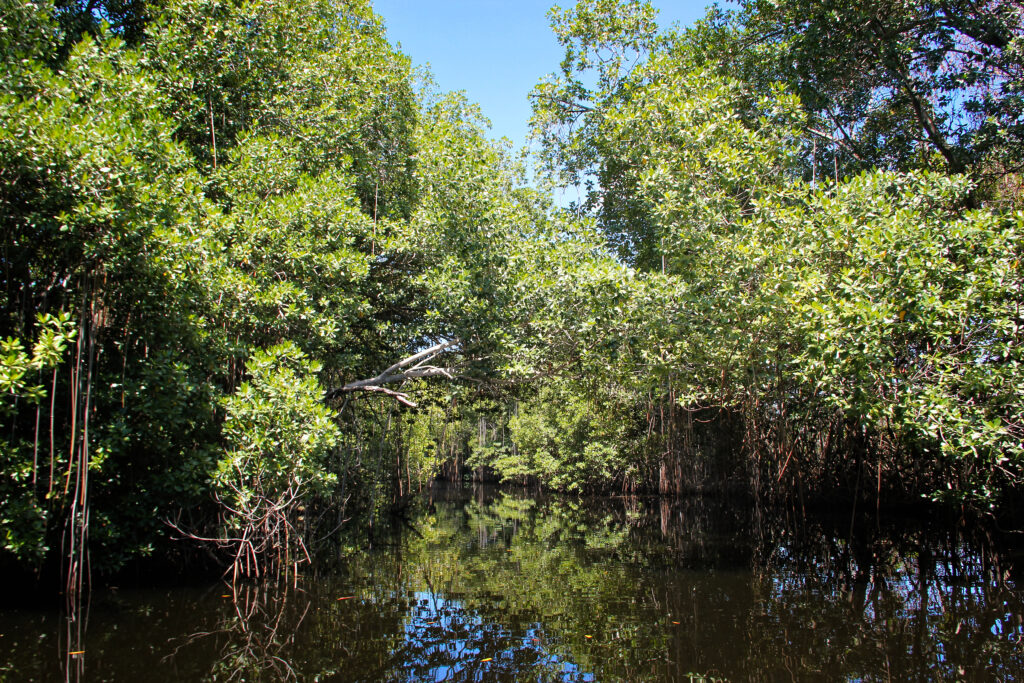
<box><xmin>168</xmin><ymin>484</ymin><xmax>312</xmax><ymax>586</ymax></box>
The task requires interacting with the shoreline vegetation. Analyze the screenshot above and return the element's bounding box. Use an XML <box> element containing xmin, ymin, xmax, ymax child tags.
<box><xmin>1</xmin><ymin>0</ymin><xmax>1023</xmax><ymax>590</ymax></box>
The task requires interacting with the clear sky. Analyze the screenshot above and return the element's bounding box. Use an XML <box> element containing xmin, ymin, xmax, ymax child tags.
<box><xmin>370</xmin><ymin>1</ymin><xmax>716</xmax><ymax>151</ymax></box>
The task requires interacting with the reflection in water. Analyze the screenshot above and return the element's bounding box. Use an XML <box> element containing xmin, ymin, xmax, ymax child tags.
<box><xmin>0</xmin><ymin>486</ymin><xmax>1021</xmax><ymax>681</ymax></box>
<box><xmin>166</xmin><ymin>583</ymin><xmax>314</xmax><ymax>681</ymax></box>
<box><xmin>397</xmin><ymin>591</ymin><xmax>593</xmax><ymax>682</ymax></box>
<box><xmin>60</xmin><ymin>594</ymin><xmax>86</xmax><ymax>683</ymax></box>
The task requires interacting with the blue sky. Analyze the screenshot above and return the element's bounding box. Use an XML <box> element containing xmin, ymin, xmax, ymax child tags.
<box><xmin>370</xmin><ymin>1</ymin><xmax>716</xmax><ymax>150</ymax></box>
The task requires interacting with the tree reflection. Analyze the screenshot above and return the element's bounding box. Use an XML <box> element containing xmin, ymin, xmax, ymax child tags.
<box><xmin>166</xmin><ymin>584</ymin><xmax>313</xmax><ymax>681</ymax></box>
<box><xmin>8</xmin><ymin>488</ymin><xmax>1019</xmax><ymax>681</ymax></box>
<box><xmin>335</xmin><ymin>487</ymin><xmax>1023</xmax><ymax>682</ymax></box>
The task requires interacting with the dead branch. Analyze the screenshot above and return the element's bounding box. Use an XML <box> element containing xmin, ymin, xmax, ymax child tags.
<box><xmin>324</xmin><ymin>339</ymin><xmax>461</xmax><ymax>407</ymax></box>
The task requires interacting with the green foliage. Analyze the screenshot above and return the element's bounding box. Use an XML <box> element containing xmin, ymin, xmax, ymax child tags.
<box><xmin>779</xmin><ymin>174</ymin><xmax>1024</xmax><ymax>504</ymax></box>
<box><xmin>401</xmin><ymin>409</ymin><xmax>440</xmax><ymax>483</ymax></box>
<box><xmin>0</xmin><ymin>0</ymin><xmax>56</xmax><ymax>66</ymax></box>
<box><xmin>146</xmin><ymin>0</ymin><xmax>417</xmax><ymax>212</ymax></box>
<box><xmin>0</xmin><ymin>0</ymin><xmax>515</xmax><ymax>575</ymax></box>
<box><xmin>489</xmin><ymin>382</ymin><xmax>631</xmax><ymax>492</ymax></box>
<box><xmin>734</xmin><ymin>0</ymin><xmax>1024</xmax><ymax>178</ymax></box>
<box><xmin>217</xmin><ymin>343</ymin><xmax>340</xmax><ymax>521</ymax></box>
<box><xmin>531</xmin><ymin>0</ymin><xmax>1024</xmax><ymax>507</ymax></box>
<box><xmin>0</xmin><ymin>312</ymin><xmax>74</xmax><ymax>561</ymax></box>
<box><xmin>3</xmin><ymin>0</ymin><xmax>1024</xmax><ymax>581</ymax></box>
<box><xmin>3</xmin><ymin>0</ymin><xmax>638</xmax><ymax>575</ymax></box>
<box><xmin>0</xmin><ymin>313</ymin><xmax>76</xmax><ymax>410</ymax></box>
<box><xmin>531</xmin><ymin>0</ymin><xmax>662</xmax><ymax>264</ymax></box>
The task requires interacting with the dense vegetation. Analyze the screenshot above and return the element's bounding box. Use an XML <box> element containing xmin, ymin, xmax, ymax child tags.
<box><xmin>1</xmin><ymin>0</ymin><xmax>1022</xmax><ymax>585</ymax></box>
<box><xmin>517</xmin><ymin>0</ymin><xmax>1024</xmax><ymax>506</ymax></box>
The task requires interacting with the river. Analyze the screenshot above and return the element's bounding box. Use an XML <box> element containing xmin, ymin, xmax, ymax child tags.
<box><xmin>1</xmin><ymin>485</ymin><xmax>1022</xmax><ymax>681</ymax></box>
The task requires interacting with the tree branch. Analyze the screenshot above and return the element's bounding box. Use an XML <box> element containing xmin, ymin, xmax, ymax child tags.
<box><xmin>324</xmin><ymin>339</ymin><xmax>461</xmax><ymax>407</ymax></box>
<box><xmin>529</xmin><ymin>92</ymin><xmax>596</xmax><ymax>115</ymax></box>
<box><xmin>340</xmin><ymin>385</ymin><xmax>418</xmax><ymax>408</ymax></box>
<box><xmin>807</xmin><ymin>126</ymin><xmax>867</xmax><ymax>161</ymax></box>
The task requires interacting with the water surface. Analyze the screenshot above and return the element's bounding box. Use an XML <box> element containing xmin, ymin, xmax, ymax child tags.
<box><xmin>1</xmin><ymin>487</ymin><xmax>1021</xmax><ymax>681</ymax></box>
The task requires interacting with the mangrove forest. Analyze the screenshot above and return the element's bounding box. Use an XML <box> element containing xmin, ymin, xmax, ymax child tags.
<box><xmin>2</xmin><ymin>0</ymin><xmax>1024</xmax><ymax>658</ymax></box>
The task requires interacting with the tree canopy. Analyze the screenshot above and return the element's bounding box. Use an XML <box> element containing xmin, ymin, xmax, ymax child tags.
<box><xmin>1</xmin><ymin>0</ymin><xmax>1023</xmax><ymax>585</ymax></box>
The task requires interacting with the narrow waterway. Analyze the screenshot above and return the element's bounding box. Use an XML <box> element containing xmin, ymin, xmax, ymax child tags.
<box><xmin>1</xmin><ymin>486</ymin><xmax>1022</xmax><ymax>681</ymax></box>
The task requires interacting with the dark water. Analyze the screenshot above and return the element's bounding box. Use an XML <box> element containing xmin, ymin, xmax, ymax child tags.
<box><xmin>1</xmin><ymin>487</ymin><xmax>1022</xmax><ymax>681</ymax></box>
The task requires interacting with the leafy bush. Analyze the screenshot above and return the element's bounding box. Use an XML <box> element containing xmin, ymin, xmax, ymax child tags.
<box><xmin>215</xmin><ymin>343</ymin><xmax>340</xmax><ymax>578</ymax></box>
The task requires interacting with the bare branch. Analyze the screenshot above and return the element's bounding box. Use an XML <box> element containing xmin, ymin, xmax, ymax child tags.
<box><xmin>324</xmin><ymin>339</ymin><xmax>462</xmax><ymax>405</ymax></box>
<box><xmin>378</xmin><ymin>339</ymin><xmax>460</xmax><ymax>380</ymax></box>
